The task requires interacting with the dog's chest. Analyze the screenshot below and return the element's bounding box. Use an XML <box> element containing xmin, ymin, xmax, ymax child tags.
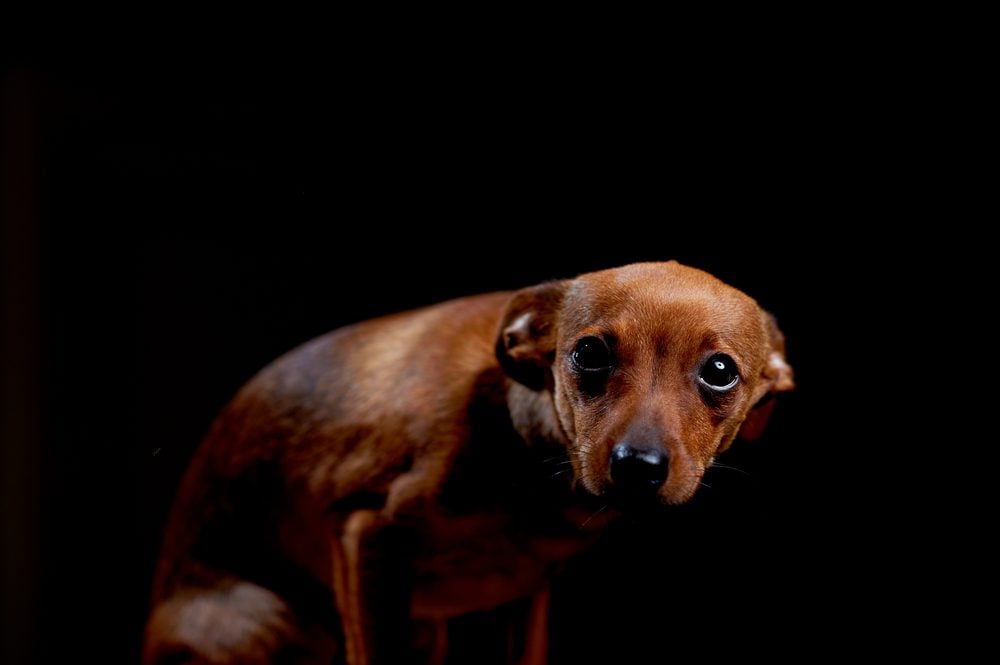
<box><xmin>408</xmin><ymin>506</ymin><xmax>601</xmax><ymax>620</ymax></box>
<box><xmin>405</xmin><ymin>431</ymin><xmax>606</xmax><ymax>618</ymax></box>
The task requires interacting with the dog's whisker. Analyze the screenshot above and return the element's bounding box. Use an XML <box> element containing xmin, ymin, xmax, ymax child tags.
<box><xmin>579</xmin><ymin>503</ymin><xmax>609</xmax><ymax>530</ymax></box>
<box><xmin>709</xmin><ymin>462</ymin><xmax>749</xmax><ymax>476</ymax></box>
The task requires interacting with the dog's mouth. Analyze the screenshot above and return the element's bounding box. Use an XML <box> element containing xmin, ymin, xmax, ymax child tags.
<box><xmin>559</xmin><ymin>464</ymin><xmax>704</xmax><ymax>529</ymax></box>
<box><xmin>602</xmin><ymin>483</ymin><xmax>666</xmax><ymax>512</ymax></box>
<box><xmin>575</xmin><ymin>466</ymin><xmax>703</xmax><ymax>511</ymax></box>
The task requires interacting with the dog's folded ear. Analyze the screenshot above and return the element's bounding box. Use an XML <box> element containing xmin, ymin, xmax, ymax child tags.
<box><xmin>739</xmin><ymin>311</ymin><xmax>795</xmax><ymax>441</ymax></box>
<box><xmin>496</xmin><ymin>281</ymin><xmax>568</xmax><ymax>390</ymax></box>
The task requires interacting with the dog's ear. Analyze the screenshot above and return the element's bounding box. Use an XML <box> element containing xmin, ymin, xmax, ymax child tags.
<box><xmin>496</xmin><ymin>281</ymin><xmax>567</xmax><ymax>390</ymax></box>
<box><xmin>739</xmin><ymin>311</ymin><xmax>795</xmax><ymax>441</ymax></box>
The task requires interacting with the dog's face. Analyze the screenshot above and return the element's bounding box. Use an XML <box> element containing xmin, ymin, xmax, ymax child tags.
<box><xmin>498</xmin><ymin>262</ymin><xmax>794</xmax><ymax>506</ymax></box>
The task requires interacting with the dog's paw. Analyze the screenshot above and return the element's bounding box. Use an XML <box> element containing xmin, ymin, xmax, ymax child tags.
<box><xmin>144</xmin><ymin>581</ymin><xmax>306</xmax><ymax>665</ymax></box>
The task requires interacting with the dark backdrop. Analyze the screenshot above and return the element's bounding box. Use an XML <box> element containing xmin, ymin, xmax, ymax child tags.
<box><xmin>3</xmin><ymin>58</ymin><xmax>905</xmax><ymax>664</ymax></box>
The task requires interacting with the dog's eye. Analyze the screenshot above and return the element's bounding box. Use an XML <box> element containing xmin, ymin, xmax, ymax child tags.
<box><xmin>572</xmin><ymin>336</ymin><xmax>612</xmax><ymax>372</ymax></box>
<box><xmin>699</xmin><ymin>354</ymin><xmax>739</xmax><ymax>391</ymax></box>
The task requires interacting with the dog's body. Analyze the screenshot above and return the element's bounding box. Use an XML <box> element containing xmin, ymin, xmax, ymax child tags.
<box><xmin>144</xmin><ymin>262</ymin><xmax>793</xmax><ymax>665</ymax></box>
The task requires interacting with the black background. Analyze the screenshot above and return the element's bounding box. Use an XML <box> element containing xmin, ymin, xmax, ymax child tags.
<box><xmin>2</xmin><ymin>54</ymin><xmax>924</xmax><ymax>664</ymax></box>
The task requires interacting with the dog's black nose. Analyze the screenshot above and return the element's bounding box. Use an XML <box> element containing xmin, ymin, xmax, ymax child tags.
<box><xmin>609</xmin><ymin>443</ymin><xmax>669</xmax><ymax>491</ymax></box>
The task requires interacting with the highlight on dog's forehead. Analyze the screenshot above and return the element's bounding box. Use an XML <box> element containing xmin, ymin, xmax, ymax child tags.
<box><xmin>611</xmin><ymin>261</ymin><xmax>729</xmax><ymax>294</ymax></box>
<box><xmin>562</xmin><ymin>261</ymin><xmax>767</xmax><ymax>370</ymax></box>
<box><xmin>570</xmin><ymin>262</ymin><xmax>754</xmax><ymax>313</ymax></box>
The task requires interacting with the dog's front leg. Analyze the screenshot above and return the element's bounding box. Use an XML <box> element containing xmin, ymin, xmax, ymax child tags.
<box><xmin>332</xmin><ymin>509</ymin><xmax>413</xmax><ymax>665</ymax></box>
<box><xmin>518</xmin><ymin>583</ymin><xmax>551</xmax><ymax>665</ymax></box>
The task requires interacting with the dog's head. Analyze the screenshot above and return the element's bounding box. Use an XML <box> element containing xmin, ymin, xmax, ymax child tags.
<box><xmin>497</xmin><ymin>262</ymin><xmax>794</xmax><ymax>506</ymax></box>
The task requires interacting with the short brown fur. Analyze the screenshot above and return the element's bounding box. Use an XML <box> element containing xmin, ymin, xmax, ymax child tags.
<box><xmin>144</xmin><ymin>262</ymin><xmax>794</xmax><ymax>665</ymax></box>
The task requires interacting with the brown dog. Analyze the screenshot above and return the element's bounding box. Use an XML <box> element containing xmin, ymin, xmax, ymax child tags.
<box><xmin>144</xmin><ymin>261</ymin><xmax>794</xmax><ymax>665</ymax></box>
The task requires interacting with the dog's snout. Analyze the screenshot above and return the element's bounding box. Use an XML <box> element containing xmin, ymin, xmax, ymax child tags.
<box><xmin>609</xmin><ymin>443</ymin><xmax>669</xmax><ymax>491</ymax></box>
